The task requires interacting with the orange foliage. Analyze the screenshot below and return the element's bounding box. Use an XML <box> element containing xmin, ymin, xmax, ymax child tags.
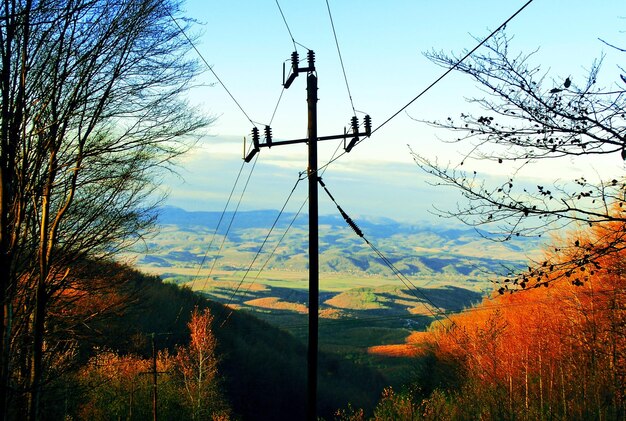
<box><xmin>77</xmin><ymin>307</ymin><xmax>230</xmax><ymax>420</ymax></box>
<box><xmin>368</xmin><ymin>331</ymin><xmax>431</xmax><ymax>358</ymax></box>
<box><xmin>425</xmin><ymin>216</ymin><xmax>626</xmax><ymax>418</ymax></box>
<box><xmin>174</xmin><ymin>307</ymin><xmax>227</xmax><ymax>419</ymax></box>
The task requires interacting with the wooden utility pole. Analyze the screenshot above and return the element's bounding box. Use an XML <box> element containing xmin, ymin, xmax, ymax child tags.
<box><xmin>244</xmin><ymin>50</ymin><xmax>370</xmax><ymax>420</ymax></box>
<box><xmin>143</xmin><ymin>332</ymin><xmax>170</xmax><ymax>421</ymax></box>
<box><xmin>306</xmin><ymin>68</ymin><xmax>319</xmax><ymax>421</ymax></box>
<box><xmin>151</xmin><ymin>333</ymin><xmax>158</xmax><ymax>421</ymax></box>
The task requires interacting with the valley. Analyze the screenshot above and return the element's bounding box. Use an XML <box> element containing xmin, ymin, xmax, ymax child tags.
<box><xmin>127</xmin><ymin>206</ymin><xmax>539</xmax><ymax>384</ymax></box>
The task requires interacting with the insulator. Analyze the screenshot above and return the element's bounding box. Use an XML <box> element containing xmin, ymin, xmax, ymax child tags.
<box><xmin>344</xmin><ymin>116</ymin><xmax>359</xmax><ymax>153</ymax></box>
<box><xmin>252</xmin><ymin>127</ymin><xmax>260</xmax><ymax>149</ymax></box>
<box><xmin>364</xmin><ymin>115</ymin><xmax>372</xmax><ymax>137</ymax></box>
<box><xmin>264</xmin><ymin>125</ymin><xmax>272</xmax><ymax>147</ymax></box>
<box><xmin>350</xmin><ymin>116</ymin><xmax>359</xmax><ymax>133</ymax></box>
<box><xmin>291</xmin><ymin>51</ymin><xmax>299</xmax><ymax>72</ymax></box>
<box><xmin>339</xmin><ymin>208</ymin><xmax>363</xmax><ymax>238</ymax></box>
<box><xmin>307</xmin><ymin>50</ymin><xmax>315</xmax><ymax>68</ymax></box>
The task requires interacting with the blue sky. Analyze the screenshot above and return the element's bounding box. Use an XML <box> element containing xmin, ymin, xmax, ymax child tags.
<box><xmin>163</xmin><ymin>1</ymin><xmax>625</xmax><ymax>223</ymax></box>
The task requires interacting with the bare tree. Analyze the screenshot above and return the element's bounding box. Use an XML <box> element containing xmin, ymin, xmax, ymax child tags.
<box><xmin>0</xmin><ymin>0</ymin><xmax>212</xmax><ymax>418</ymax></box>
<box><xmin>411</xmin><ymin>30</ymin><xmax>626</xmax><ymax>290</ymax></box>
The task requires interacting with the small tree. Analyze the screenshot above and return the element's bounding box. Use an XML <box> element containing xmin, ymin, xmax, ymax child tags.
<box><xmin>175</xmin><ymin>307</ymin><xmax>227</xmax><ymax>420</ymax></box>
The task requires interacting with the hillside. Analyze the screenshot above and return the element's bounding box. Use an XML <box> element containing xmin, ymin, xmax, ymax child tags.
<box><xmin>88</xmin><ymin>271</ymin><xmax>388</xmax><ymax>420</ymax></box>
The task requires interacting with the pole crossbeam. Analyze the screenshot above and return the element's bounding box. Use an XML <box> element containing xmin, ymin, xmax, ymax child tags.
<box><xmin>241</xmin><ymin>50</ymin><xmax>370</xmax><ymax>420</ymax></box>
<box><xmin>244</xmin><ymin>117</ymin><xmax>371</xmax><ymax>162</ymax></box>
<box><xmin>247</xmin><ymin>129</ymin><xmax>371</xmax><ymax>150</ymax></box>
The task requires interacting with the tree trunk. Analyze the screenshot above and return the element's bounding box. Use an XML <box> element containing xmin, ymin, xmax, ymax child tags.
<box><xmin>28</xmin><ymin>276</ymin><xmax>46</xmax><ymax>421</ymax></box>
<box><xmin>0</xmin><ymin>5</ymin><xmax>13</xmax><ymax>418</ymax></box>
<box><xmin>525</xmin><ymin>347</ymin><xmax>529</xmax><ymax>413</ymax></box>
<box><xmin>560</xmin><ymin>363</ymin><xmax>566</xmax><ymax>419</ymax></box>
<box><xmin>0</xmin><ymin>283</ymin><xmax>8</xmax><ymax>421</ymax></box>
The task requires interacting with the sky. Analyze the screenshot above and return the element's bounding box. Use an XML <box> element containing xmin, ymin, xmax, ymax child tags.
<box><xmin>162</xmin><ymin>0</ymin><xmax>626</xmax><ymax>223</ymax></box>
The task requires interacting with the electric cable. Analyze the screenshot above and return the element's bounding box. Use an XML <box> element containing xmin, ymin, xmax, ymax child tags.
<box><xmin>197</xmin><ymin>152</ymin><xmax>260</xmax><ymax>296</ymax></box>
<box><xmin>317</xmin><ymin>177</ymin><xmax>454</xmax><ymax>325</ymax></box>
<box><xmin>219</xmin><ymin>174</ymin><xmax>305</xmax><ymax>326</ymax></box>
<box><xmin>373</xmin><ymin>0</ymin><xmax>535</xmax><ymax>135</ymax></box>
<box><xmin>168</xmin><ymin>11</ymin><xmax>257</xmax><ymax>127</ymax></box>
<box><xmin>275</xmin><ymin>0</ymin><xmax>297</xmax><ymax>52</ymax></box>
<box><xmin>325</xmin><ymin>0</ymin><xmax>356</xmax><ymax>116</ymax></box>
<box><xmin>188</xmin><ymin>159</ymin><xmax>248</xmax><ymax>294</ymax></box>
<box><xmin>268</xmin><ymin>86</ymin><xmax>286</xmax><ymax>127</ymax></box>
<box><xmin>228</xmin><ymin>198</ymin><xmax>307</xmax><ymax>317</ymax></box>
<box><xmin>164</xmin><ymin>11</ymin><xmax>265</xmax><ymax>325</ymax></box>
<box><xmin>315</xmin><ymin>0</ymin><xmax>535</xmax><ymax>174</ymax></box>
<box><xmin>316</xmin><ymin>177</ymin><xmax>507</xmax><ymax>380</ymax></box>
<box><xmin>246</xmin><ymin>196</ymin><xmax>307</xmax><ymax>295</ymax></box>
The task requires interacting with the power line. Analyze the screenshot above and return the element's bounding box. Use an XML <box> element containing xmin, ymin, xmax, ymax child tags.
<box><xmin>373</xmin><ymin>0</ymin><xmax>535</xmax><ymax>135</ymax></box>
<box><xmin>316</xmin><ymin>175</ymin><xmax>612</xmax><ymax>383</ymax></box>
<box><xmin>198</xmin><ymin>153</ymin><xmax>260</xmax><ymax>295</ymax></box>
<box><xmin>315</xmin><ymin>177</ymin><xmax>514</xmax><ymax>381</ymax></box>
<box><xmin>325</xmin><ymin>0</ymin><xmax>356</xmax><ymax>116</ymax></box>
<box><xmin>189</xmin><ymin>159</ymin><xmax>248</xmax><ymax>294</ymax></box>
<box><xmin>229</xmin><ymin>195</ymin><xmax>308</xmax><ymax>317</ymax></box>
<box><xmin>315</xmin><ymin>0</ymin><xmax>535</xmax><ymax>174</ymax></box>
<box><xmin>168</xmin><ymin>12</ymin><xmax>257</xmax><ymax>127</ymax></box>
<box><xmin>268</xmin><ymin>85</ymin><xmax>286</xmax><ymax>127</ymax></box>
<box><xmin>219</xmin><ymin>174</ymin><xmax>305</xmax><ymax>326</ymax></box>
<box><xmin>249</xmin><ymin>196</ymin><xmax>307</xmax><ymax>287</ymax></box>
<box><xmin>166</xmin><ymin>10</ymin><xmax>265</xmax><ymax>322</ymax></box>
<box><xmin>274</xmin><ymin>0</ymin><xmax>297</xmax><ymax>52</ymax></box>
<box><xmin>317</xmin><ymin>177</ymin><xmax>454</xmax><ymax>326</ymax></box>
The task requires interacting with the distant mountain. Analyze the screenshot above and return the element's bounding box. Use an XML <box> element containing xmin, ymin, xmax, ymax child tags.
<box><xmin>125</xmin><ymin>207</ymin><xmax>543</xmax><ymax>302</ymax></box>
<box><xmin>155</xmin><ymin>206</ymin><xmax>534</xmax><ymax>248</ymax></box>
<box><xmin>150</xmin><ymin>206</ymin><xmax>536</xmax><ymax>269</ymax></box>
<box><xmin>156</xmin><ymin>206</ymin><xmax>405</xmax><ymax>234</ymax></box>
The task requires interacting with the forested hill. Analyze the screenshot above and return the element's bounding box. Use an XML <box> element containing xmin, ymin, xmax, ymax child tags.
<box><xmin>87</xmin><ymin>269</ymin><xmax>387</xmax><ymax>420</ymax></box>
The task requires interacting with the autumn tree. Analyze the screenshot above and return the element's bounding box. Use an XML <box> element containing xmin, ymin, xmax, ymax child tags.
<box><xmin>411</xmin><ymin>30</ymin><xmax>626</xmax><ymax>287</ymax></box>
<box><xmin>76</xmin><ymin>307</ymin><xmax>230</xmax><ymax>421</ymax></box>
<box><xmin>421</xmin><ymin>217</ymin><xmax>626</xmax><ymax>419</ymax></box>
<box><xmin>77</xmin><ymin>349</ymin><xmax>188</xmax><ymax>421</ymax></box>
<box><xmin>0</xmin><ymin>0</ymin><xmax>211</xmax><ymax>418</ymax></box>
<box><xmin>175</xmin><ymin>307</ymin><xmax>228</xmax><ymax>420</ymax></box>
<box><xmin>78</xmin><ymin>351</ymin><xmax>154</xmax><ymax>420</ymax></box>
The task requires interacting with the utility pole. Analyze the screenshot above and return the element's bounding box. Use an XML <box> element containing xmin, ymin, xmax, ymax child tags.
<box><xmin>146</xmin><ymin>332</ymin><xmax>171</xmax><ymax>421</ymax></box>
<box><xmin>306</xmin><ymin>65</ymin><xmax>320</xmax><ymax>421</ymax></box>
<box><xmin>151</xmin><ymin>333</ymin><xmax>158</xmax><ymax>421</ymax></box>
<box><xmin>244</xmin><ymin>50</ymin><xmax>370</xmax><ymax>421</ymax></box>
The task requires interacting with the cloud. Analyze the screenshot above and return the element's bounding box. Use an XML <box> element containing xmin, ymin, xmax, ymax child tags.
<box><xmin>161</xmin><ymin>132</ymin><xmax>625</xmax><ymax>227</ymax></box>
<box><xmin>158</xmin><ymin>139</ymin><xmax>460</xmax><ymax>223</ymax></box>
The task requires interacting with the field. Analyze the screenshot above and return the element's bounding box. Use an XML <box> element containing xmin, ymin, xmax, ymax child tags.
<box><xmin>127</xmin><ymin>207</ymin><xmax>539</xmax><ymax>384</ymax></box>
